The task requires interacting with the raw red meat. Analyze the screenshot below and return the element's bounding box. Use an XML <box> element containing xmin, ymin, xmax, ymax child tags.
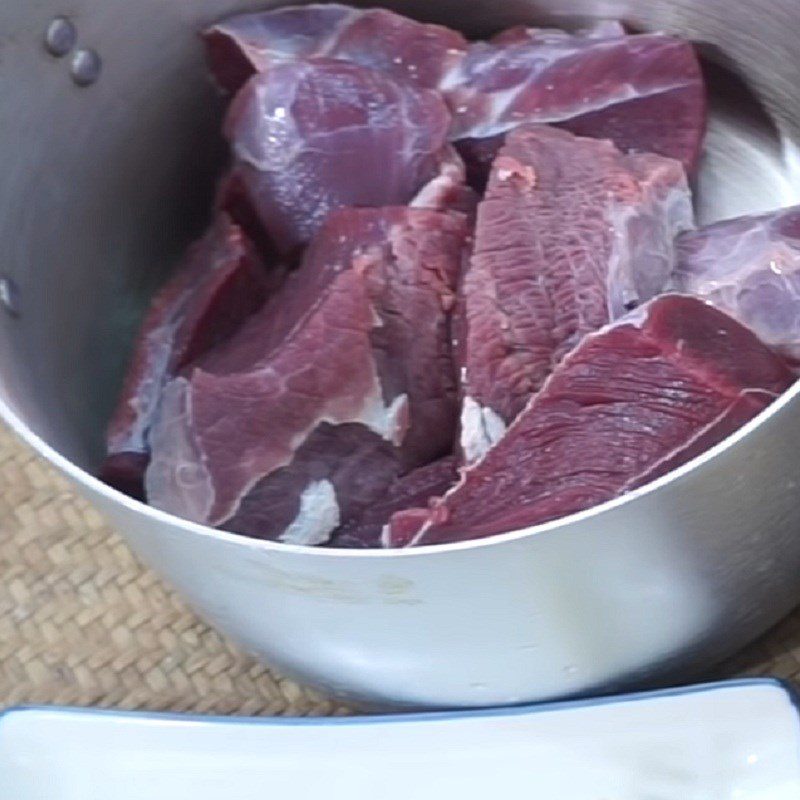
<box><xmin>218</xmin><ymin>141</ymin><xmax>475</xmax><ymax>263</ymax></box>
<box><xmin>223</xmin><ymin>58</ymin><xmax>452</xmax><ymax>256</ymax></box>
<box><xmin>386</xmin><ymin>295</ymin><xmax>794</xmax><ymax>547</ymax></box>
<box><xmin>203</xmin><ymin>3</ymin><xmax>467</xmax><ymax>94</ymax></box>
<box><xmin>145</xmin><ymin>207</ymin><xmax>468</xmax><ymax>543</ymax></box>
<box><xmin>330</xmin><ymin>456</ymin><xmax>458</xmax><ymax>548</ymax></box>
<box><xmin>444</xmin><ymin>30</ymin><xmax>706</xmax><ymax>186</ymax></box>
<box><xmin>101</xmin><ymin>214</ymin><xmax>271</xmax><ymax>499</ymax></box>
<box><xmin>672</xmin><ymin>205</ymin><xmax>800</xmax><ymax>363</ymax></box>
<box><xmin>206</xmin><ymin>6</ymin><xmax>704</xmax><ymax>191</ymax></box>
<box><xmin>459</xmin><ymin>125</ymin><xmax>693</xmax><ymax>462</ymax></box>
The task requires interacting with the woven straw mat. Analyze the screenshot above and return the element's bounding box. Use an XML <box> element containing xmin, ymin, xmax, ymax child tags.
<box><xmin>1</xmin><ymin>421</ymin><xmax>798</xmax><ymax>717</ymax></box>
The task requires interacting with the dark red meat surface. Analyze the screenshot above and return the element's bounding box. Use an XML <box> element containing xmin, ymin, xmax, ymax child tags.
<box><xmin>387</xmin><ymin>295</ymin><xmax>794</xmax><ymax>547</ymax></box>
<box><xmin>204</xmin><ymin>6</ymin><xmax>705</xmax><ymax>190</ymax></box>
<box><xmin>330</xmin><ymin>456</ymin><xmax>458</xmax><ymax>548</ymax></box>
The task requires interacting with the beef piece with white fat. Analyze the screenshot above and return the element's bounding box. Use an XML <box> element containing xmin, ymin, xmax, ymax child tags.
<box><xmin>101</xmin><ymin>214</ymin><xmax>273</xmax><ymax>498</ymax></box>
<box><xmin>445</xmin><ymin>29</ymin><xmax>705</xmax><ymax>187</ymax></box>
<box><xmin>386</xmin><ymin>295</ymin><xmax>794</xmax><ymax>547</ymax></box>
<box><xmin>145</xmin><ymin>207</ymin><xmax>468</xmax><ymax>543</ymax></box>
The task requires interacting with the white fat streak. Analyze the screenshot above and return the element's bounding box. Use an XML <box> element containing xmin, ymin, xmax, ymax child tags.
<box><xmin>145</xmin><ymin>377</ymin><xmax>215</xmax><ymax>524</ymax></box>
<box><xmin>410</xmin><ymin>173</ymin><xmax>454</xmax><ymax>209</ymax></box>
<box><xmin>112</xmin><ymin>283</ymin><xmax>199</xmax><ymax>453</ymax></box>
<box><xmin>384</xmin><ymin>395</ymin><xmax>508</xmax><ymax>547</ymax></box>
<box><xmin>356</xmin><ymin>392</ymin><xmax>409</xmax><ymax>447</ymax></box>
<box><xmin>220</xmin><ymin>380</ymin><xmax>409</xmax><ymax>527</ymax></box>
<box><xmin>279</xmin><ymin>479</ymin><xmax>340</xmax><ymax>546</ymax></box>
<box><xmin>380</xmin><ymin>523</ymin><xmax>392</xmax><ymax>548</ymax></box>
<box><xmin>460</xmin><ymin>396</ymin><xmax>507</xmax><ymax>464</ymax></box>
<box><xmin>151</xmin><ymin>296</ymin><xmax>409</xmax><ymax>527</ymax></box>
<box><xmin>410</xmin><ymin>144</ymin><xmax>466</xmax><ymax>210</ymax></box>
<box><xmin>118</xmin><ymin>325</ymin><xmax>175</xmax><ymax>452</ymax></box>
<box><xmin>452</xmin><ymin>65</ymin><xmax>691</xmax><ymax>142</ymax></box>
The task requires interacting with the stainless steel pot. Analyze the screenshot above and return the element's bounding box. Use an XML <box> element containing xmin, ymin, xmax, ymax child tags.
<box><xmin>3</xmin><ymin>0</ymin><xmax>800</xmax><ymax>709</ymax></box>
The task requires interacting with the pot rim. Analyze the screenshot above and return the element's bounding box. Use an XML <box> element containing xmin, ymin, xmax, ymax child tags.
<box><xmin>3</xmin><ymin>377</ymin><xmax>797</xmax><ymax>560</ymax></box>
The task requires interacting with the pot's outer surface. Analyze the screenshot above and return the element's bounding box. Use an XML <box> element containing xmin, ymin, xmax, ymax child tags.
<box><xmin>3</xmin><ymin>0</ymin><xmax>800</xmax><ymax>708</ymax></box>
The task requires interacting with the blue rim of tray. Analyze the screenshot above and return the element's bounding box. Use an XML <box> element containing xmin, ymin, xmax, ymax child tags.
<box><xmin>0</xmin><ymin>677</ymin><xmax>797</xmax><ymax>729</ymax></box>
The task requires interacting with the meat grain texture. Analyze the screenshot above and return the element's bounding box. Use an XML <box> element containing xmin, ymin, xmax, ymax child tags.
<box><xmin>387</xmin><ymin>296</ymin><xmax>793</xmax><ymax>547</ymax></box>
<box><xmin>459</xmin><ymin>125</ymin><xmax>694</xmax><ymax>462</ymax></box>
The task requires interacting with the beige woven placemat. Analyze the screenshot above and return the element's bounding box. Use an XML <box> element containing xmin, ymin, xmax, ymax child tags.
<box><xmin>0</xmin><ymin>421</ymin><xmax>797</xmax><ymax>716</ymax></box>
<box><xmin>0</xmin><ymin>423</ymin><xmax>352</xmax><ymax>716</ymax></box>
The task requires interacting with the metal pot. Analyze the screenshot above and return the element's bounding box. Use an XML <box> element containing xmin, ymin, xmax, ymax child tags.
<box><xmin>2</xmin><ymin>0</ymin><xmax>800</xmax><ymax>709</ymax></box>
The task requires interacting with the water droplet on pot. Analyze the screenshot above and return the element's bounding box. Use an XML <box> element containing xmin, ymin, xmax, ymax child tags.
<box><xmin>44</xmin><ymin>17</ymin><xmax>76</xmax><ymax>58</ymax></box>
<box><xmin>70</xmin><ymin>48</ymin><xmax>102</xmax><ymax>87</ymax></box>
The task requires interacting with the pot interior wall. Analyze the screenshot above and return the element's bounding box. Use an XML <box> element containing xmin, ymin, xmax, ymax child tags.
<box><xmin>1</xmin><ymin>0</ymin><xmax>799</xmax><ymax>473</ymax></box>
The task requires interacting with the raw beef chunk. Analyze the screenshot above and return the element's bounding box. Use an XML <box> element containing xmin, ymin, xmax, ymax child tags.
<box><xmin>101</xmin><ymin>214</ymin><xmax>270</xmax><ymax>498</ymax></box>
<box><xmin>459</xmin><ymin>125</ymin><xmax>693</xmax><ymax>461</ymax></box>
<box><xmin>203</xmin><ymin>3</ymin><xmax>467</xmax><ymax>93</ymax></box>
<box><xmin>386</xmin><ymin>295</ymin><xmax>793</xmax><ymax>547</ymax></box>
<box><xmin>145</xmin><ymin>207</ymin><xmax>468</xmax><ymax>543</ymax></box>
<box><xmin>445</xmin><ymin>30</ymin><xmax>705</xmax><ymax>186</ymax></box>
<box><xmin>672</xmin><ymin>206</ymin><xmax>800</xmax><ymax>363</ymax></box>
<box><xmin>206</xmin><ymin>6</ymin><xmax>704</xmax><ymax>191</ymax></box>
<box><xmin>223</xmin><ymin>58</ymin><xmax>452</xmax><ymax>255</ymax></box>
<box><xmin>330</xmin><ymin>456</ymin><xmax>458</xmax><ymax>548</ymax></box>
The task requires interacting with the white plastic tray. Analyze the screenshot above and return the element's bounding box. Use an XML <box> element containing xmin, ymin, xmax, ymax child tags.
<box><xmin>1</xmin><ymin>679</ymin><xmax>798</xmax><ymax>799</ymax></box>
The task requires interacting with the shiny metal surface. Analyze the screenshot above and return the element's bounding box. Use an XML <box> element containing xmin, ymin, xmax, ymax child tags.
<box><xmin>2</xmin><ymin>0</ymin><xmax>800</xmax><ymax>708</ymax></box>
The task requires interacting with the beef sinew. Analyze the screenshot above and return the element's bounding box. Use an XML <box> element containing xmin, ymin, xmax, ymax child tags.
<box><xmin>223</xmin><ymin>58</ymin><xmax>453</xmax><ymax>256</ymax></box>
<box><xmin>672</xmin><ymin>205</ymin><xmax>800</xmax><ymax>364</ymax></box>
<box><xmin>386</xmin><ymin>295</ymin><xmax>794</xmax><ymax>547</ymax></box>
<box><xmin>203</xmin><ymin>3</ymin><xmax>468</xmax><ymax>94</ymax></box>
<box><xmin>145</xmin><ymin>207</ymin><xmax>468</xmax><ymax>544</ymax></box>
<box><xmin>101</xmin><ymin>214</ymin><xmax>273</xmax><ymax>499</ymax></box>
<box><xmin>445</xmin><ymin>28</ymin><xmax>706</xmax><ymax>186</ymax></box>
<box><xmin>459</xmin><ymin>125</ymin><xmax>694</xmax><ymax>462</ymax></box>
